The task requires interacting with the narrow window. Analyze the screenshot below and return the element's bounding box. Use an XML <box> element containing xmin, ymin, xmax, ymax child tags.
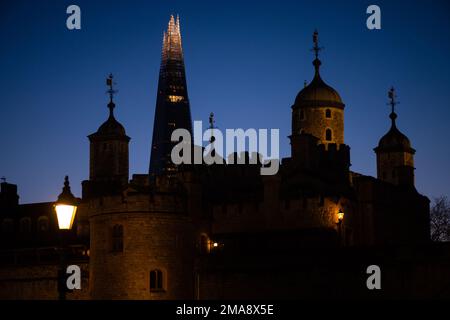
<box><xmin>37</xmin><ymin>216</ymin><xmax>49</xmax><ymax>233</ymax></box>
<box><xmin>150</xmin><ymin>269</ymin><xmax>164</xmax><ymax>291</ymax></box>
<box><xmin>300</xmin><ymin>110</ymin><xmax>305</xmax><ymax>120</ymax></box>
<box><xmin>325</xmin><ymin>129</ymin><xmax>332</xmax><ymax>141</ymax></box>
<box><xmin>112</xmin><ymin>224</ymin><xmax>123</xmax><ymax>252</ymax></box>
<box><xmin>19</xmin><ymin>217</ymin><xmax>31</xmax><ymax>234</ymax></box>
<box><xmin>325</xmin><ymin>109</ymin><xmax>331</xmax><ymax>118</ymax></box>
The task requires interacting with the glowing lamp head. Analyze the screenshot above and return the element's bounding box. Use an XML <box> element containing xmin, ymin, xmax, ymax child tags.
<box><xmin>337</xmin><ymin>211</ymin><xmax>344</xmax><ymax>223</ymax></box>
<box><xmin>54</xmin><ymin>176</ymin><xmax>78</xmax><ymax>230</ymax></box>
<box><xmin>213</xmin><ymin>242</ymin><xmax>218</xmax><ymax>248</ymax></box>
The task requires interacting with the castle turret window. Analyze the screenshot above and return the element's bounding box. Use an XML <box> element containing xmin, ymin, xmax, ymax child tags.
<box><xmin>112</xmin><ymin>224</ymin><xmax>124</xmax><ymax>252</ymax></box>
<box><xmin>300</xmin><ymin>110</ymin><xmax>305</xmax><ymax>120</ymax></box>
<box><xmin>150</xmin><ymin>269</ymin><xmax>164</xmax><ymax>291</ymax></box>
<box><xmin>325</xmin><ymin>129</ymin><xmax>332</xmax><ymax>141</ymax></box>
<box><xmin>325</xmin><ymin>109</ymin><xmax>331</xmax><ymax>118</ymax></box>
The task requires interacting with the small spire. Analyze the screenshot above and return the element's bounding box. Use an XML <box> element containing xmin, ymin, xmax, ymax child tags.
<box><xmin>387</xmin><ymin>86</ymin><xmax>399</xmax><ymax>126</ymax></box>
<box><xmin>57</xmin><ymin>175</ymin><xmax>76</xmax><ymax>204</ymax></box>
<box><xmin>209</xmin><ymin>112</ymin><xmax>216</xmax><ymax>143</ymax></box>
<box><xmin>304</xmin><ymin>80</ymin><xmax>308</xmax><ymax>88</ymax></box>
<box><xmin>311</xmin><ymin>29</ymin><xmax>323</xmax><ymax>74</ymax></box>
<box><xmin>106</xmin><ymin>73</ymin><xmax>118</xmax><ymax>117</ymax></box>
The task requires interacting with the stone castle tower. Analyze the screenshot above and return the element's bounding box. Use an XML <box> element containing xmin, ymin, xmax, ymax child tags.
<box><xmin>149</xmin><ymin>15</ymin><xmax>193</xmax><ymax>177</ymax></box>
<box><xmin>82</xmin><ymin>76</ymin><xmax>130</xmax><ymax>198</ymax></box>
<box><xmin>374</xmin><ymin>87</ymin><xmax>415</xmax><ymax>187</ymax></box>
<box><xmin>291</xmin><ymin>30</ymin><xmax>345</xmax><ymax>149</ymax></box>
<box><xmin>86</xmin><ymin>16</ymin><xmax>196</xmax><ymax>300</ymax></box>
<box><xmin>289</xmin><ymin>31</ymin><xmax>350</xmax><ymax>182</ymax></box>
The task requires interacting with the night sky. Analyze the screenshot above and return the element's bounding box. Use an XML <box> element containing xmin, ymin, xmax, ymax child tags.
<box><xmin>1</xmin><ymin>0</ymin><xmax>449</xmax><ymax>204</ymax></box>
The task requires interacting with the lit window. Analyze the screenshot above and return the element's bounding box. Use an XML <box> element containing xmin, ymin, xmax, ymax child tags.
<box><xmin>112</xmin><ymin>224</ymin><xmax>123</xmax><ymax>252</ymax></box>
<box><xmin>150</xmin><ymin>269</ymin><xmax>164</xmax><ymax>291</ymax></box>
<box><xmin>325</xmin><ymin>129</ymin><xmax>332</xmax><ymax>141</ymax></box>
<box><xmin>168</xmin><ymin>95</ymin><xmax>184</xmax><ymax>103</ymax></box>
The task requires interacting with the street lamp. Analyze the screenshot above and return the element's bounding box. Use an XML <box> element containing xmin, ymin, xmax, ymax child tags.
<box><xmin>55</xmin><ymin>176</ymin><xmax>78</xmax><ymax>230</ymax></box>
<box><xmin>337</xmin><ymin>211</ymin><xmax>344</xmax><ymax>224</ymax></box>
<box><xmin>336</xmin><ymin>210</ymin><xmax>344</xmax><ymax>246</ymax></box>
<box><xmin>54</xmin><ymin>175</ymin><xmax>78</xmax><ymax>300</ymax></box>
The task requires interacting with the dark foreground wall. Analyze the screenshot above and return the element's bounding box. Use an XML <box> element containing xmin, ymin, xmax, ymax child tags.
<box><xmin>197</xmin><ymin>243</ymin><xmax>450</xmax><ymax>299</ymax></box>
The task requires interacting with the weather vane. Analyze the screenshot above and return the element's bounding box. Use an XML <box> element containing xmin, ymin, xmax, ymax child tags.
<box><xmin>312</xmin><ymin>29</ymin><xmax>323</xmax><ymax>59</ymax></box>
<box><xmin>106</xmin><ymin>73</ymin><xmax>118</xmax><ymax>103</ymax></box>
<box><xmin>209</xmin><ymin>112</ymin><xmax>216</xmax><ymax>144</ymax></box>
<box><xmin>388</xmin><ymin>86</ymin><xmax>399</xmax><ymax>114</ymax></box>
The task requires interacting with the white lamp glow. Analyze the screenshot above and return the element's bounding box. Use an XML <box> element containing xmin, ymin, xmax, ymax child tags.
<box><xmin>55</xmin><ymin>204</ymin><xmax>77</xmax><ymax>230</ymax></box>
<box><xmin>54</xmin><ymin>176</ymin><xmax>78</xmax><ymax>230</ymax></box>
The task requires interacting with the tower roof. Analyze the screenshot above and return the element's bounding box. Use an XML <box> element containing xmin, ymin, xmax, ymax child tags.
<box><xmin>375</xmin><ymin>87</ymin><xmax>414</xmax><ymax>153</ymax></box>
<box><xmin>294</xmin><ymin>30</ymin><xmax>344</xmax><ymax>109</ymax></box>
<box><xmin>90</xmin><ymin>75</ymin><xmax>128</xmax><ymax>139</ymax></box>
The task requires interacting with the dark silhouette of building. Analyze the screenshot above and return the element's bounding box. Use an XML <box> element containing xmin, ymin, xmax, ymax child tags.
<box><xmin>1</xmin><ymin>18</ymin><xmax>449</xmax><ymax>300</ymax></box>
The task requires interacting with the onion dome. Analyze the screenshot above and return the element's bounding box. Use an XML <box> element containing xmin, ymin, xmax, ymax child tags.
<box><xmin>89</xmin><ymin>74</ymin><xmax>129</xmax><ymax>139</ymax></box>
<box><xmin>375</xmin><ymin>87</ymin><xmax>415</xmax><ymax>153</ymax></box>
<box><xmin>294</xmin><ymin>30</ymin><xmax>344</xmax><ymax>109</ymax></box>
<box><xmin>96</xmin><ymin>101</ymin><xmax>127</xmax><ymax>136</ymax></box>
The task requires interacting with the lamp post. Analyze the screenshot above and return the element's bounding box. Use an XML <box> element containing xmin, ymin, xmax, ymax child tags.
<box><xmin>54</xmin><ymin>176</ymin><xmax>78</xmax><ymax>300</ymax></box>
<box><xmin>336</xmin><ymin>210</ymin><xmax>344</xmax><ymax>246</ymax></box>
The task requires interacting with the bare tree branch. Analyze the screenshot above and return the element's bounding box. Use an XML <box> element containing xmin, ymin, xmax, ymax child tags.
<box><xmin>430</xmin><ymin>196</ymin><xmax>450</xmax><ymax>242</ymax></box>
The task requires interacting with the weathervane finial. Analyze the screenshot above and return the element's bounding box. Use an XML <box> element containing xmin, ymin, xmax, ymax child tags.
<box><xmin>106</xmin><ymin>73</ymin><xmax>118</xmax><ymax>117</ymax></box>
<box><xmin>209</xmin><ymin>112</ymin><xmax>216</xmax><ymax>144</ymax></box>
<box><xmin>387</xmin><ymin>86</ymin><xmax>399</xmax><ymax>126</ymax></box>
<box><xmin>311</xmin><ymin>29</ymin><xmax>323</xmax><ymax>73</ymax></box>
<box><xmin>312</xmin><ymin>29</ymin><xmax>321</xmax><ymax>59</ymax></box>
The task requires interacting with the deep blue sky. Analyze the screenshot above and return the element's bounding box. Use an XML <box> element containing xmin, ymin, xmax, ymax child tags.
<box><xmin>1</xmin><ymin>0</ymin><xmax>449</xmax><ymax>204</ymax></box>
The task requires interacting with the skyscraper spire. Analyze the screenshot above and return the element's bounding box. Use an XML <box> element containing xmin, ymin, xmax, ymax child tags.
<box><xmin>161</xmin><ymin>15</ymin><xmax>183</xmax><ymax>63</ymax></box>
<box><xmin>149</xmin><ymin>15</ymin><xmax>193</xmax><ymax>177</ymax></box>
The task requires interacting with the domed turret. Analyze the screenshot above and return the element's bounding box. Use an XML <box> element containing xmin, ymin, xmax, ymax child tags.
<box><xmin>294</xmin><ymin>59</ymin><xmax>344</xmax><ymax>109</ymax></box>
<box><xmin>87</xmin><ymin>75</ymin><xmax>130</xmax><ymax>185</ymax></box>
<box><xmin>374</xmin><ymin>87</ymin><xmax>415</xmax><ymax>187</ymax></box>
<box><xmin>291</xmin><ymin>30</ymin><xmax>345</xmax><ymax>152</ymax></box>
<box><xmin>96</xmin><ymin>102</ymin><xmax>127</xmax><ymax>136</ymax></box>
<box><xmin>376</xmin><ymin>112</ymin><xmax>413</xmax><ymax>152</ymax></box>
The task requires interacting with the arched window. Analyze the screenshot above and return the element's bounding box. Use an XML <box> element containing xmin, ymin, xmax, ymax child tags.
<box><xmin>19</xmin><ymin>217</ymin><xmax>31</xmax><ymax>234</ymax></box>
<box><xmin>325</xmin><ymin>109</ymin><xmax>332</xmax><ymax>118</ymax></box>
<box><xmin>150</xmin><ymin>269</ymin><xmax>164</xmax><ymax>291</ymax></box>
<box><xmin>37</xmin><ymin>216</ymin><xmax>49</xmax><ymax>233</ymax></box>
<box><xmin>112</xmin><ymin>224</ymin><xmax>123</xmax><ymax>252</ymax></box>
<box><xmin>325</xmin><ymin>129</ymin><xmax>332</xmax><ymax>141</ymax></box>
